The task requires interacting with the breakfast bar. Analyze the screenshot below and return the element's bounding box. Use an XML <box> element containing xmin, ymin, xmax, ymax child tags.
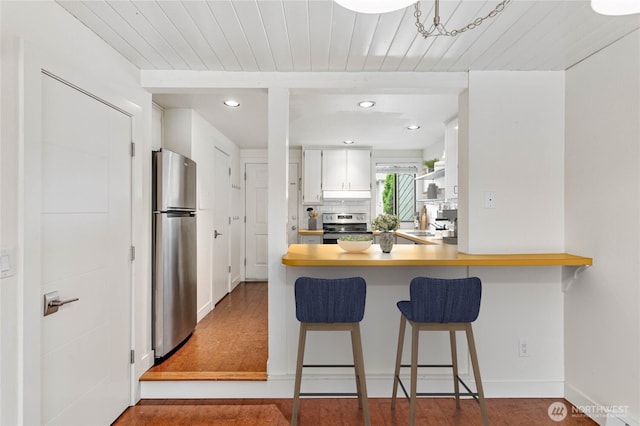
<box><xmin>280</xmin><ymin>243</ymin><xmax>592</xmax><ymax>398</ymax></box>
<box><xmin>282</xmin><ymin>243</ymin><xmax>592</xmax><ymax>267</ymax></box>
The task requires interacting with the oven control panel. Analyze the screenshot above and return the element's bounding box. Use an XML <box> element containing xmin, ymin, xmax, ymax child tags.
<box><xmin>322</xmin><ymin>213</ymin><xmax>368</xmax><ymax>224</ymax></box>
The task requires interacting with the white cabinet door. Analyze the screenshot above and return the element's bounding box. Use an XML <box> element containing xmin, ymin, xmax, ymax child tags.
<box><xmin>445</xmin><ymin>118</ymin><xmax>458</xmax><ymax>200</ymax></box>
<box><xmin>347</xmin><ymin>150</ymin><xmax>371</xmax><ymax>191</ymax></box>
<box><xmin>300</xmin><ymin>235</ymin><xmax>322</xmax><ymax>244</ymax></box>
<box><xmin>303</xmin><ymin>149</ymin><xmax>323</xmax><ymax>203</ymax></box>
<box><xmin>322</xmin><ymin>149</ymin><xmax>347</xmax><ymax>191</ymax></box>
<box><xmin>322</xmin><ymin>149</ymin><xmax>371</xmax><ymax>191</ymax></box>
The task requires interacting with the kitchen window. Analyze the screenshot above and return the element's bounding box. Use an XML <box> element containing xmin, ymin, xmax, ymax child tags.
<box><xmin>375</xmin><ymin>163</ymin><xmax>419</xmax><ymax>225</ymax></box>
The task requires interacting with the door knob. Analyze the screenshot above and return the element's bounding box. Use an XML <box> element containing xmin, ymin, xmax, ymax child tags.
<box><xmin>214</xmin><ymin>230</ymin><xmax>222</xmax><ymax>238</ymax></box>
<box><xmin>291</xmin><ymin>225</ymin><xmax>297</xmax><ymax>230</ymax></box>
<box><xmin>43</xmin><ymin>291</ymin><xmax>79</xmax><ymax>316</ymax></box>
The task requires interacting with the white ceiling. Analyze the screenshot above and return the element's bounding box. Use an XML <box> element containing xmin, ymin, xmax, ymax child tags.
<box><xmin>57</xmin><ymin>0</ymin><xmax>640</xmax><ymax>149</ymax></box>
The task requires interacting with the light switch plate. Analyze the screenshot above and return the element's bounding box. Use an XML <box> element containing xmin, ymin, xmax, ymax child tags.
<box><xmin>0</xmin><ymin>248</ymin><xmax>15</xmax><ymax>279</ymax></box>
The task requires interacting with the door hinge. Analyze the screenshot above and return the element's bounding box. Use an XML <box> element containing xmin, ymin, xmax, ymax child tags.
<box><xmin>228</xmin><ymin>265</ymin><xmax>231</xmax><ymax>273</ymax></box>
<box><xmin>229</xmin><ymin>217</ymin><xmax>231</xmax><ymax>225</ymax></box>
<box><xmin>229</xmin><ymin>167</ymin><xmax>231</xmax><ymax>176</ymax></box>
<box><xmin>131</xmin><ymin>142</ymin><xmax>135</xmax><ymax>157</ymax></box>
<box><xmin>130</xmin><ymin>350</ymin><xmax>135</xmax><ymax>364</ymax></box>
<box><xmin>244</xmin><ymin>258</ymin><xmax>246</xmax><ymax>266</ymax></box>
<box><xmin>130</xmin><ymin>246</ymin><xmax>136</xmax><ymax>261</ymax></box>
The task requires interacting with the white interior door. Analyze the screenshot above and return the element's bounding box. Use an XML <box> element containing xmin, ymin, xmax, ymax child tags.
<box><xmin>287</xmin><ymin>163</ymin><xmax>300</xmax><ymax>244</ymax></box>
<box><xmin>39</xmin><ymin>74</ymin><xmax>131</xmax><ymax>424</ymax></box>
<box><xmin>212</xmin><ymin>148</ymin><xmax>231</xmax><ymax>304</ymax></box>
<box><xmin>245</xmin><ymin>163</ymin><xmax>268</xmax><ymax>280</ymax></box>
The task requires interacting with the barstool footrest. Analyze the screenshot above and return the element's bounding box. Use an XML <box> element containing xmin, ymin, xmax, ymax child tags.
<box><xmin>300</xmin><ymin>392</ymin><xmax>359</xmax><ymax>397</ymax></box>
<box><xmin>395</xmin><ymin>375</ymin><xmax>480</xmax><ymax>404</ymax></box>
<box><xmin>303</xmin><ymin>364</ymin><xmax>355</xmax><ymax>368</ymax></box>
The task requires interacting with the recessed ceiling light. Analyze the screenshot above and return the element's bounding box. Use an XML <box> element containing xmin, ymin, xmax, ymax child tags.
<box><xmin>343</xmin><ymin>140</ymin><xmax>355</xmax><ymax>145</ymax></box>
<box><xmin>406</xmin><ymin>125</ymin><xmax>421</xmax><ymax>130</ymax></box>
<box><xmin>358</xmin><ymin>101</ymin><xmax>376</xmax><ymax>108</ymax></box>
<box><xmin>223</xmin><ymin>100</ymin><xmax>240</xmax><ymax>108</ymax></box>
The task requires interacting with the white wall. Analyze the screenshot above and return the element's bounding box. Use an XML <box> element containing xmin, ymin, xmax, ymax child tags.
<box><xmin>565</xmin><ymin>29</ymin><xmax>640</xmax><ymax>425</ymax></box>
<box><xmin>463</xmin><ymin>71</ymin><xmax>565</xmax><ymax>254</ymax></box>
<box><xmin>0</xmin><ymin>1</ymin><xmax>152</xmax><ymax>423</ymax></box>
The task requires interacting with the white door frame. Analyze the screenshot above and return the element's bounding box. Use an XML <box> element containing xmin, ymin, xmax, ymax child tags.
<box><xmin>18</xmin><ymin>45</ymin><xmax>143</xmax><ymax>425</ymax></box>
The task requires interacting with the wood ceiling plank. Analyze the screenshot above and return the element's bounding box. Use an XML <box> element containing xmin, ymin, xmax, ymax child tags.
<box><xmin>132</xmin><ymin>0</ymin><xmax>206</xmax><ymax>70</ymax></box>
<box><xmin>413</xmin><ymin>0</ymin><xmax>489</xmax><ymax>72</ymax></box>
<box><xmin>492</xmin><ymin>1</ymin><xmax>583</xmax><ymax>70</ymax></box>
<box><xmin>59</xmin><ymin>0</ymin><xmax>160</xmax><ymax>69</ymax></box>
<box><xmin>206</xmin><ymin>0</ymin><xmax>260</xmax><ymax>71</ymax></box>
<box><xmin>379</xmin><ymin>7</ymin><xmax>421</xmax><ymax>71</ymax></box>
<box><xmin>256</xmin><ymin>1</ymin><xmax>294</xmax><ymax>71</ymax></box>
<box><xmin>308</xmin><ymin>1</ymin><xmax>334</xmax><ymax>71</ymax></box>
<box><xmin>346</xmin><ymin>13</ymin><xmax>383</xmax><ymax>71</ymax></box>
<box><xmin>327</xmin><ymin>5</ymin><xmax>357</xmax><ymax>71</ymax></box>
<box><xmin>362</xmin><ymin>10</ymin><xmax>406</xmax><ymax>71</ymax></box>
<box><xmin>465</xmin><ymin>1</ymin><xmax>558</xmax><ymax>70</ymax></box>
<box><xmin>282</xmin><ymin>1</ymin><xmax>312</xmax><ymax>71</ymax></box>
<box><xmin>230</xmin><ymin>1</ymin><xmax>278</xmax><ymax>72</ymax></box>
<box><xmin>155</xmin><ymin>1</ymin><xmax>224</xmax><ymax>71</ymax></box>
<box><xmin>448</xmin><ymin>0</ymin><xmax>536</xmax><ymax>71</ymax></box>
<box><xmin>181</xmin><ymin>1</ymin><xmax>242</xmax><ymax>71</ymax></box>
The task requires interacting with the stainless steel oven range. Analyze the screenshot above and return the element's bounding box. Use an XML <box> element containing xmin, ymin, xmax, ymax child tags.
<box><xmin>322</xmin><ymin>213</ymin><xmax>372</xmax><ymax>244</ymax></box>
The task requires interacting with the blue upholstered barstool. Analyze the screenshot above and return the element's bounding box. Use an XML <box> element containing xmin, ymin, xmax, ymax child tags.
<box><xmin>391</xmin><ymin>277</ymin><xmax>489</xmax><ymax>426</ymax></box>
<box><xmin>291</xmin><ymin>276</ymin><xmax>371</xmax><ymax>426</ymax></box>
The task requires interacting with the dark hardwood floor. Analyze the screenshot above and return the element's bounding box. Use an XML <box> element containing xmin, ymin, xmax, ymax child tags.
<box><xmin>124</xmin><ymin>281</ymin><xmax>597</xmax><ymax>425</ymax></box>
<box><xmin>114</xmin><ymin>397</ymin><xmax>597</xmax><ymax>425</ymax></box>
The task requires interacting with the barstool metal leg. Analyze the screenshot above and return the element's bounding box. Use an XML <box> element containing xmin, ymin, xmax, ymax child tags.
<box><xmin>449</xmin><ymin>329</ymin><xmax>461</xmax><ymax>409</ymax></box>
<box><xmin>391</xmin><ymin>315</ymin><xmax>407</xmax><ymax>409</ymax></box>
<box><xmin>409</xmin><ymin>322</ymin><xmax>419</xmax><ymax>426</ymax></box>
<box><xmin>291</xmin><ymin>324</ymin><xmax>308</xmax><ymax>426</ymax></box>
<box><xmin>465</xmin><ymin>323</ymin><xmax>489</xmax><ymax>426</ymax></box>
<box><xmin>351</xmin><ymin>324</ymin><xmax>371</xmax><ymax>426</ymax></box>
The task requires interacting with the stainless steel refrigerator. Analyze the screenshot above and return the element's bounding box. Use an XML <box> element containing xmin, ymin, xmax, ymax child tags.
<box><xmin>152</xmin><ymin>149</ymin><xmax>197</xmax><ymax>360</ymax></box>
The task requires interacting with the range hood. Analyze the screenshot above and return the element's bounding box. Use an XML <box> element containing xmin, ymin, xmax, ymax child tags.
<box><xmin>323</xmin><ymin>190</ymin><xmax>371</xmax><ymax>199</ymax></box>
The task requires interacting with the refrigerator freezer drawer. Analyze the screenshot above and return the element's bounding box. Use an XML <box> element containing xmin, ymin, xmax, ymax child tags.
<box><xmin>153</xmin><ymin>212</ymin><xmax>197</xmax><ymax>359</ymax></box>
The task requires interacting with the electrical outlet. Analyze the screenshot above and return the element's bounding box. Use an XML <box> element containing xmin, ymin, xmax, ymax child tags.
<box><xmin>484</xmin><ymin>191</ymin><xmax>496</xmax><ymax>209</ymax></box>
<box><xmin>519</xmin><ymin>337</ymin><xmax>529</xmax><ymax>357</ymax></box>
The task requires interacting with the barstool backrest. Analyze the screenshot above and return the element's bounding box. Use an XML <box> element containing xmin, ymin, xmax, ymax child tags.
<box><xmin>409</xmin><ymin>277</ymin><xmax>481</xmax><ymax>323</ymax></box>
<box><xmin>295</xmin><ymin>277</ymin><xmax>366</xmax><ymax>323</ymax></box>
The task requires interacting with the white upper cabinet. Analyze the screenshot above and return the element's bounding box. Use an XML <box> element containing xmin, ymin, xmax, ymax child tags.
<box><xmin>302</xmin><ymin>149</ymin><xmax>322</xmax><ymax>204</ymax></box>
<box><xmin>322</xmin><ymin>149</ymin><xmax>371</xmax><ymax>197</ymax></box>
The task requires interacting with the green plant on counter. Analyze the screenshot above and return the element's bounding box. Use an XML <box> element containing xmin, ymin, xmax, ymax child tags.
<box><xmin>338</xmin><ymin>235</ymin><xmax>373</xmax><ymax>242</ymax></box>
<box><xmin>371</xmin><ymin>213</ymin><xmax>400</xmax><ymax>231</ymax></box>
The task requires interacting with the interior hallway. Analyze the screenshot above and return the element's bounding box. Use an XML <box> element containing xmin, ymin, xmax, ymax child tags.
<box><xmin>141</xmin><ymin>281</ymin><xmax>268</xmax><ymax>381</ymax></box>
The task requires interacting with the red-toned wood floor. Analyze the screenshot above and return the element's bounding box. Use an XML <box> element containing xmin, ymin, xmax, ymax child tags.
<box><xmin>123</xmin><ymin>282</ymin><xmax>596</xmax><ymax>425</ymax></box>
<box><xmin>142</xmin><ymin>281</ymin><xmax>268</xmax><ymax>381</ymax></box>
<box><xmin>114</xmin><ymin>397</ymin><xmax>596</xmax><ymax>425</ymax></box>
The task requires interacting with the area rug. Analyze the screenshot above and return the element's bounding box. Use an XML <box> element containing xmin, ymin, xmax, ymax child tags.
<box><xmin>113</xmin><ymin>404</ymin><xmax>289</xmax><ymax>425</ymax></box>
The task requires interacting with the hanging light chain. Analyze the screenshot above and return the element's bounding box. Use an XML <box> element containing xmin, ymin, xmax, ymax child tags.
<box><xmin>414</xmin><ymin>0</ymin><xmax>512</xmax><ymax>38</ymax></box>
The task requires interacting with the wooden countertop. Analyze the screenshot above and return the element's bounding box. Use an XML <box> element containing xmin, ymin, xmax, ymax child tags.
<box><xmin>298</xmin><ymin>229</ymin><xmax>323</xmax><ymax>235</ymax></box>
<box><xmin>282</xmin><ymin>244</ymin><xmax>592</xmax><ymax>267</ymax></box>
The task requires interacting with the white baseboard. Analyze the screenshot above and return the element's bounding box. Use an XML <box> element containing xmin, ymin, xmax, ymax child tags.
<box><xmin>197</xmin><ymin>302</ymin><xmax>213</xmax><ymax>322</ymax></box>
<box><xmin>140</xmin><ymin>373</ymin><xmax>564</xmax><ymax>400</ymax></box>
<box><xmin>565</xmin><ymin>384</ymin><xmax>639</xmax><ymax>426</ymax></box>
